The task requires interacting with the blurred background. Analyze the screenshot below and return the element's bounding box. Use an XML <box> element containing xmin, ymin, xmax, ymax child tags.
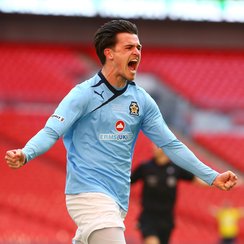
<box><xmin>0</xmin><ymin>0</ymin><xmax>244</xmax><ymax>243</ymax></box>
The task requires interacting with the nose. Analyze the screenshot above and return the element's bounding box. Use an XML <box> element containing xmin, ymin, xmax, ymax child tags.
<box><xmin>133</xmin><ymin>47</ymin><xmax>141</xmax><ymax>56</ymax></box>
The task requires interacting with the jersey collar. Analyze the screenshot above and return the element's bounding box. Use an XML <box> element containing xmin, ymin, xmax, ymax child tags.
<box><xmin>97</xmin><ymin>70</ymin><xmax>135</xmax><ymax>95</ymax></box>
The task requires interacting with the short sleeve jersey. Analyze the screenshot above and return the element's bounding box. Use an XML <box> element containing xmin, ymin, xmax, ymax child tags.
<box><xmin>45</xmin><ymin>71</ymin><xmax>176</xmax><ymax>211</ymax></box>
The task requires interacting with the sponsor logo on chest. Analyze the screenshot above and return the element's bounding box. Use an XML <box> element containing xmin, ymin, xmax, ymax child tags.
<box><xmin>99</xmin><ymin>120</ymin><xmax>132</xmax><ymax>141</ymax></box>
<box><xmin>98</xmin><ymin>100</ymin><xmax>140</xmax><ymax>142</ymax></box>
<box><xmin>115</xmin><ymin>120</ymin><xmax>125</xmax><ymax>132</ymax></box>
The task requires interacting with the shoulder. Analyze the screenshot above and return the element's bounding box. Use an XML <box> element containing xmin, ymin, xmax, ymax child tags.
<box><xmin>128</xmin><ymin>82</ymin><xmax>157</xmax><ymax>109</ymax></box>
<box><xmin>57</xmin><ymin>74</ymin><xmax>101</xmax><ymax>112</ymax></box>
<box><xmin>129</xmin><ymin>82</ymin><xmax>150</xmax><ymax>96</ymax></box>
<box><xmin>140</xmin><ymin>159</ymin><xmax>155</xmax><ymax>169</ymax></box>
<box><xmin>76</xmin><ymin>73</ymin><xmax>100</xmax><ymax>91</ymax></box>
<box><xmin>68</xmin><ymin>73</ymin><xmax>101</xmax><ymax>98</ymax></box>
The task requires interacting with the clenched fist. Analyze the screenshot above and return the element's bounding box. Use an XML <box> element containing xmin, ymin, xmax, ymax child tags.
<box><xmin>212</xmin><ymin>171</ymin><xmax>238</xmax><ymax>191</ymax></box>
<box><xmin>5</xmin><ymin>149</ymin><xmax>26</xmax><ymax>169</ymax></box>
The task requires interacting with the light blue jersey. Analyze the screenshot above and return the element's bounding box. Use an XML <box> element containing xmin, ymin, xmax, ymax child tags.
<box><xmin>23</xmin><ymin>71</ymin><xmax>218</xmax><ymax>211</ymax></box>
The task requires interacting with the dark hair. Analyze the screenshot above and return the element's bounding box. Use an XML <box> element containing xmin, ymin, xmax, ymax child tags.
<box><xmin>94</xmin><ymin>19</ymin><xmax>138</xmax><ymax>65</ymax></box>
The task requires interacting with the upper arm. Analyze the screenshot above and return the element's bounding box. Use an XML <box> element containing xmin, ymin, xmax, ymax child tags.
<box><xmin>141</xmin><ymin>93</ymin><xmax>176</xmax><ymax>147</ymax></box>
<box><xmin>45</xmin><ymin>85</ymin><xmax>91</xmax><ymax>136</ymax></box>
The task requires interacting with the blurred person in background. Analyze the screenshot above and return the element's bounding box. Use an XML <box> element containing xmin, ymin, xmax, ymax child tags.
<box><xmin>212</xmin><ymin>201</ymin><xmax>244</xmax><ymax>244</ymax></box>
<box><xmin>5</xmin><ymin>19</ymin><xmax>238</xmax><ymax>244</ymax></box>
<box><xmin>131</xmin><ymin>143</ymin><xmax>206</xmax><ymax>244</ymax></box>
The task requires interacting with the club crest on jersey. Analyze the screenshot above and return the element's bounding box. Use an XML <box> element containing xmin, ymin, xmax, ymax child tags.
<box><xmin>115</xmin><ymin>120</ymin><xmax>125</xmax><ymax>132</ymax></box>
<box><xmin>129</xmin><ymin>101</ymin><xmax>139</xmax><ymax>116</ymax></box>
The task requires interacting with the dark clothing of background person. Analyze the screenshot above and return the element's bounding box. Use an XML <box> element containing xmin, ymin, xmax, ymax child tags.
<box><xmin>131</xmin><ymin>158</ymin><xmax>194</xmax><ymax>244</ymax></box>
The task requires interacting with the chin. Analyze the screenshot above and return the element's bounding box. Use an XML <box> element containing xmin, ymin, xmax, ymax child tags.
<box><xmin>128</xmin><ymin>73</ymin><xmax>136</xmax><ymax>81</ymax></box>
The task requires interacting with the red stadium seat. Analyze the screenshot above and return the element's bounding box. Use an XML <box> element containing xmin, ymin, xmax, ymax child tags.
<box><xmin>139</xmin><ymin>48</ymin><xmax>244</xmax><ymax>111</ymax></box>
<box><xmin>0</xmin><ymin>43</ymin><xmax>92</xmax><ymax>103</ymax></box>
<box><xmin>1</xmin><ymin>43</ymin><xmax>244</xmax><ymax>244</ymax></box>
<box><xmin>193</xmin><ymin>133</ymin><xmax>244</xmax><ymax>172</ymax></box>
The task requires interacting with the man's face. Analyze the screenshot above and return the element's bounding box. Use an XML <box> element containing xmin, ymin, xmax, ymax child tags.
<box><xmin>109</xmin><ymin>32</ymin><xmax>142</xmax><ymax>81</ymax></box>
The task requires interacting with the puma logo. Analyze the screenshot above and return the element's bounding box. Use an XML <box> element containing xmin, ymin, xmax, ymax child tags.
<box><xmin>94</xmin><ymin>90</ymin><xmax>104</xmax><ymax>100</ymax></box>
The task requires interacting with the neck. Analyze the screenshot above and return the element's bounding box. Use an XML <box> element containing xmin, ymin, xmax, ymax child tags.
<box><xmin>155</xmin><ymin>157</ymin><xmax>169</xmax><ymax>165</ymax></box>
<box><xmin>101</xmin><ymin>68</ymin><xmax>127</xmax><ymax>89</ymax></box>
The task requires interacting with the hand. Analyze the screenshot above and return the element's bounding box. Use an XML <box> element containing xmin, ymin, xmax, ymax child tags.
<box><xmin>5</xmin><ymin>149</ymin><xmax>26</xmax><ymax>169</ymax></box>
<box><xmin>212</xmin><ymin>171</ymin><xmax>238</xmax><ymax>191</ymax></box>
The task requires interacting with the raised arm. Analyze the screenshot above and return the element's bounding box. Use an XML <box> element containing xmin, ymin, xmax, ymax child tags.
<box><xmin>4</xmin><ymin>126</ymin><xmax>59</xmax><ymax>169</ymax></box>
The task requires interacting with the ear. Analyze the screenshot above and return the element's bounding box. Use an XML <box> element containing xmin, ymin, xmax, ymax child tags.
<box><xmin>104</xmin><ymin>48</ymin><xmax>113</xmax><ymax>60</ymax></box>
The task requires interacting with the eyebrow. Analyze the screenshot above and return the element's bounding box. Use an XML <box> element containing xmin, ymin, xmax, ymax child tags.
<box><xmin>125</xmin><ymin>43</ymin><xmax>142</xmax><ymax>49</ymax></box>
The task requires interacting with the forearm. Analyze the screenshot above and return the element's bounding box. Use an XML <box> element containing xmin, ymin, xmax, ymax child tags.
<box><xmin>22</xmin><ymin>126</ymin><xmax>59</xmax><ymax>162</ymax></box>
<box><xmin>162</xmin><ymin>139</ymin><xmax>219</xmax><ymax>185</ymax></box>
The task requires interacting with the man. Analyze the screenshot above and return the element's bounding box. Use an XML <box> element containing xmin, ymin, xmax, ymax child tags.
<box><xmin>131</xmin><ymin>144</ymin><xmax>206</xmax><ymax>244</ymax></box>
<box><xmin>212</xmin><ymin>201</ymin><xmax>244</xmax><ymax>244</ymax></box>
<box><xmin>5</xmin><ymin>20</ymin><xmax>237</xmax><ymax>244</ymax></box>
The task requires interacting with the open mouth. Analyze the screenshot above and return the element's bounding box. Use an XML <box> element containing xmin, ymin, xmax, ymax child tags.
<box><xmin>128</xmin><ymin>60</ymin><xmax>138</xmax><ymax>71</ymax></box>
